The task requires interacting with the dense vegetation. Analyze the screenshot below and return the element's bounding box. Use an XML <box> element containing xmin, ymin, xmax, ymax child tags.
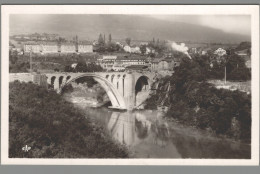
<box><xmin>9</xmin><ymin>51</ymin><xmax>30</xmax><ymax>73</ymax></box>
<box><xmin>9</xmin><ymin>81</ymin><xmax>128</xmax><ymax>158</ymax></box>
<box><xmin>145</xmin><ymin>55</ymin><xmax>251</xmax><ymax>141</ymax></box>
<box><xmin>9</xmin><ymin>51</ymin><xmax>100</xmax><ymax>73</ymax></box>
<box><xmin>191</xmin><ymin>53</ymin><xmax>251</xmax><ymax>81</ymax></box>
<box><xmin>64</xmin><ymin>62</ymin><xmax>103</xmax><ymax>73</ymax></box>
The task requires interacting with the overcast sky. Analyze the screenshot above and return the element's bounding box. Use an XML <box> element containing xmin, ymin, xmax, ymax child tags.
<box><xmin>10</xmin><ymin>14</ymin><xmax>251</xmax><ymax>38</ymax></box>
<box><xmin>150</xmin><ymin>15</ymin><xmax>251</xmax><ymax>36</ymax></box>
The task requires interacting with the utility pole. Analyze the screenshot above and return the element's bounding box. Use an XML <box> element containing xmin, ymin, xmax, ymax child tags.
<box><xmin>224</xmin><ymin>66</ymin><xmax>226</xmax><ymax>85</ymax></box>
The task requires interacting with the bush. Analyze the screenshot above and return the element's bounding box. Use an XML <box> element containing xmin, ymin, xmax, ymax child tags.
<box><xmin>9</xmin><ymin>81</ymin><xmax>128</xmax><ymax>158</ymax></box>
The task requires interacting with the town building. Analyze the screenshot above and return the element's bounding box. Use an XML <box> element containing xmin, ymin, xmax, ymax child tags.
<box><xmin>23</xmin><ymin>40</ymin><xmax>93</xmax><ymax>54</ymax></box>
<box><xmin>123</xmin><ymin>45</ymin><xmax>141</xmax><ymax>54</ymax></box>
<box><xmin>24</xmin><ymin>44</ymin><xmax>42</xmax><ymax>53</ymax></box>
<box><xmin>130</xmin><ymin>46</ymin><xmax>141</xmax><ymax>54</ymax></box>
<box><xmin>125</xmin><ymin>65</ymin><xmax>149</xmax><ymax>72</ymax></box>
<box><xmin>97</xmin><ymin>55</ymin><xmax>148</xmax><ymax>71</ymax></box>
<box><xmin>190</xmin><ymin>47</ymin><xmax>197</xmax><ymax>54</ymax></box>
<box><xmin>112</xmin><ymin>64</ymin><xmax>125</xmax><ymax>72</ymax></box>
<box><xmin>234</xmin><ymin>48</ymin><xmax>251</xmax><ymax>69</ymax></box>
<box><xmin>145</xmin><ymin>47</ymin><xmax>155</xmax><ymax>54</ymax></box>
<box><xmin>60</xmin><ymin>44</ymin><xmax>76</xmax><ymax>53</ymax></box>
<box><xmin>235</xmin><ymin>49</ymin><xmax>250</xmax><ymax>56</ymax></box>
<box><xmin>150</xmin><ymin>56</ymin><xmax>180</xmax><ymax>72</ymax></box>
<box><xmin>97</xmin><ymin>55</ymin><xmax>117</xmax><ymax>71</ymax></box>
<box><xmin>115</xmin><ymin>56</ymin><xmax>147</xmax><ymax>67</ymax></box>
<box><xmin>78</xmin><ymin>44</ymin><xmax>93</xmax><ymax>53</ymax></box>
<box><xmin>245</xmin><ymin>60</ymin><xmax>251</xmax><ymax>69</ymax></box>
<box><xmin>123</xmin><ymin>45</ymin><xmax>131</xmax><ymax>53</ymax></box>
<box><xmin>214</xmin><ymin>48</ymin><xmax>227</xmax><ymax>57</ymax></box>
<box><xmin>42</xmin><ymin>43</ymin><xmax>59</xmax><ymax>53</ymax></box>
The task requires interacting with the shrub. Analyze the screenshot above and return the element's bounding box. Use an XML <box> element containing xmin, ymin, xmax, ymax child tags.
<box><xmin>9</xmin><ymin>81</ymin><xmax>128</xmax><ymax>158</ymax></box>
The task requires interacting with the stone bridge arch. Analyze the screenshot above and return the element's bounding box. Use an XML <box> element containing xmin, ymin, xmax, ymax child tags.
<box><xmin>62</xmin><ymin>73</ymin><xmax>127</xmax><ymax>109</ymax></box>
<box><xmin>135</xmin><ymin>75</ymin><xmax>151</xmax><ymax>93</ymax></box>
<box><xmin>133</xmin><ymin>73</ymin><xmax>155</xmax><ymax>108</ymax></box>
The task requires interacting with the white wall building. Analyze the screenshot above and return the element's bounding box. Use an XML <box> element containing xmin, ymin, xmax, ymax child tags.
<box><xmin>124</xmin><ymin>45</ymin><xmax>131</xmax><ymax>53</ymax></box>
<box><xmin>24</xmin><ymin>44</ymin><xmax>41</xmax><ymax>53</ymax></box>
<box><xmin>214</xmin><ymin>48</ymin><xmax>227</xmax><ymax>57</ymax></box>
<box><xmin>78</xmin><ymin>45</ymin><xmax>93</xmax><ymax>53</ymax></box>
<box><xmin>61</xmin><ymin>44</ymin><xmax>76</xmax><ymax>53</ymax></box>
<box><xmin>131</xmin><ymin>46</ymin><xmax>141</xmax><ymax>53</ymax></box>
<box><xmin>42</xmin><ymin>44</ymin><xmax>59</xmax><ymax>53</ymax></box>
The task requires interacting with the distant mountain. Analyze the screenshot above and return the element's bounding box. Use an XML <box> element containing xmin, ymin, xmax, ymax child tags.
<box><xmin>10</xmin><ymin>15</ymin><xmax>250</xmax><ymax>43</ymax></box>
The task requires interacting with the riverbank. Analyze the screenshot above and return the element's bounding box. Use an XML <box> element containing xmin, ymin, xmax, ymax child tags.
<box><xmin>163</xmin><ymin>115</ymin><xmax>250</xmax><ymax>145</ymax></box>
<box><xmin>9</xmin><ymin>81</ymin><xmax>128</xmax><ymax>158</ymax></box>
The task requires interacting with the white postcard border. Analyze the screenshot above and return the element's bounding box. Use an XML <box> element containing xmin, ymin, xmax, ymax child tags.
<box><xmin>1</xmin><ymin>5</ymin><xmax>259</xmax><ymax>165</ymax></box>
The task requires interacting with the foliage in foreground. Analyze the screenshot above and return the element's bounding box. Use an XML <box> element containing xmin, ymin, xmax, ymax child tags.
<box><xmin>145</xmin><ymin>56</ymin><xmax>251</xmax><ymax>141</ymax></box>
<box><xmin>9</xmin><ymin>81</ymin><xmax>128</xmax><ymax>158</ymax></box>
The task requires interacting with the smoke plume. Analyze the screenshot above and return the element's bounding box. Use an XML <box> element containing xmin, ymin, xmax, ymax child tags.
<box><xmin>171</xmin><ymin>42</ymin><xmax>191</xmax><ymax>59</ymax></box>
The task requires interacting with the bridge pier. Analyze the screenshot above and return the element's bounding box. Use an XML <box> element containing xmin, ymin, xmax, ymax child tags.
<box><xmin>53</xmin><ymin>76</ymin><xmax>60</xmax><ymax>91</ymax></box>
<box><xmin>123</xmin><ymin>74</ymin><xmax>135</xmax><ymax>110</ymax></box>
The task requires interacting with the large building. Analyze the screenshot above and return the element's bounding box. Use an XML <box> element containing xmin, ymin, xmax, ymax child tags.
<box><xmin>78</xmin><ymin>44</ymin><xmax>93</xmax><ymax>53</ymax></box>
<box><xmin>115</xmin><ymin>56</ymin><xmax>147</xmax><ymax>66</ymax></box>
<box><xmin>97</xmin><ymin>55</ymin><xmax>148</xmax><ymax>71</ymax></box>
<box><xmin>97</xmin><ymin>55</ymin><xmax>118</xmax><ymax>71</ymax></box>
<box><xmin>23</xmin><ymin>42</ymin><xmax>93</xmax><ymax>54</ymax></box>
<box><xmin>24</xmin><ymin>44</ymin><xmax>42</xmax><ymax>53</ymax></box>
<box><xmin>60</xmin><ymin>44</ymin><xmax>76</xmax><ymax>53</ymax></box>
<box><xmin>150</xmin><ymin>57</ymin><xmax>180</xmax><ymax>72</ymax></box>
<box><xmin>42</xmin><ymin>43</ymin><xmax>59</xmax><ymax>53</ymax></box>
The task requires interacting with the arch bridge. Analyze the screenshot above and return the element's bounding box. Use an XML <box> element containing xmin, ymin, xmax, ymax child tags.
<box><xmin>45</xmin><ymin>72</ymin><xmax>156</xmax><ymax>110</ymax></box>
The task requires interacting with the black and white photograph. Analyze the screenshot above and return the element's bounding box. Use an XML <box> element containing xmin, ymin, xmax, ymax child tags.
<box><xmin>1</xmin><ymin>5</ymin><xmax>259</xmax><ymax>165</ymax></box>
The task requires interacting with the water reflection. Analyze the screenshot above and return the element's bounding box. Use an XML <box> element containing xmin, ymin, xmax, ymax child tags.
<box><xmin>81</xmin><ymin>107</ymin><xmax>250</xmax><ymax>159</ymax></box>
<box><xmin>108</xmin><ymin>112</ymin><xmax>135</xmax><ymax>145</ymax></box>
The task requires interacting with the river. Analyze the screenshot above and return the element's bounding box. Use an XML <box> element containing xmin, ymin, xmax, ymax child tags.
<box><xmin>62</xmin><ymin>83</ymin><xmax>251</xmax><ymax>159</ymax></box>
<box><xmin>71</xmin><ymin>104</ymin><xmax>250</xmax><ymax>159</ymax></box>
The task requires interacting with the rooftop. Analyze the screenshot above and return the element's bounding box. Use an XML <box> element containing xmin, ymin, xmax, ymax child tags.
<box><xmin>125</xmin><ymin>65</ymin><xmax>149</xmax><ymax>70</ymax></box>
<box><xmin>117</xmin><ymin>55</ymin><xmax>146</xmax><ymax>60</ymax></box>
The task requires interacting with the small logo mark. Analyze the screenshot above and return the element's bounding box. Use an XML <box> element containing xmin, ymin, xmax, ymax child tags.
<box><xmin>22</xmin><ymin>145</ymin><xmax>31</xmax><ymax>152</ymax></box>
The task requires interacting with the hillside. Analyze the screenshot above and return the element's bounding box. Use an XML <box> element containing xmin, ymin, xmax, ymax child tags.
<box><xmin>9</xmin><ymin>81</ymin><xmax>128</xmax><ymax>158</ymax></box>
<box><xmin>10</xmin><ymin>15</ymin><xmax>250</xmax><ymax>43</ymax></box>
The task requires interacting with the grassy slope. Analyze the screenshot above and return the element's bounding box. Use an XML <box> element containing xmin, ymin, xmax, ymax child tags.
<box><xmin>9</xmin><ymin>81</ymin><xmax>128</xmax><ymax>158</ymax></box>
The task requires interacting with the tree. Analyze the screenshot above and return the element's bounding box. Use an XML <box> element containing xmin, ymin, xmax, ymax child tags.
<box><xmin>98</xmin><ymin>34</ymin><xmax>104</xmax><ymax>46</ymax></box>
<box><xmin>236</xmin><ymin>42</ymin><xmax>251</xmax><ymax>51</ymax></box>
<box><xmin>107</xmin><ymin>42</ymin><xmax>118</xmax><ymax>52</ymax></box>
<box><xmin>9</xmin><ymin>50</ymin><xmax>18</xmax><ymax>64</ymax></box>
<box><xmin>140</xmin><ymin>45</ymin><xmax>147</xmax><ymax>55</ymax></box>
<box><xmin>108</xmin><ymin>34</ymin><xmax>112</xmax><ymax>43</ymax></box>
<box><xmin>75</xmin><ymin>62</ymin><xmax>88</xmax><ymax>72</ymax></box>
<box><xmin>57</xmin><ymin>37</ymin><xmax>66</xmax><ymax>43</ymax></box>
<box><xmin>64</xmin><ymin>65</ymin><xmax>73</xmax><ymax>72</ymax></box>
<box><xmin>72</xmin><ymin>62</ymin><xmax>103</xmax><ymax>73</ymax></box>
<box><xmin>225</xmin><ymin>54</ymin><xmax>250</xmax><ymax>81</ymax></box>
<box><xmin>125</xmin><ymin>37</ymin><xmax>131</xmax><ymax>46</ymax></box>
